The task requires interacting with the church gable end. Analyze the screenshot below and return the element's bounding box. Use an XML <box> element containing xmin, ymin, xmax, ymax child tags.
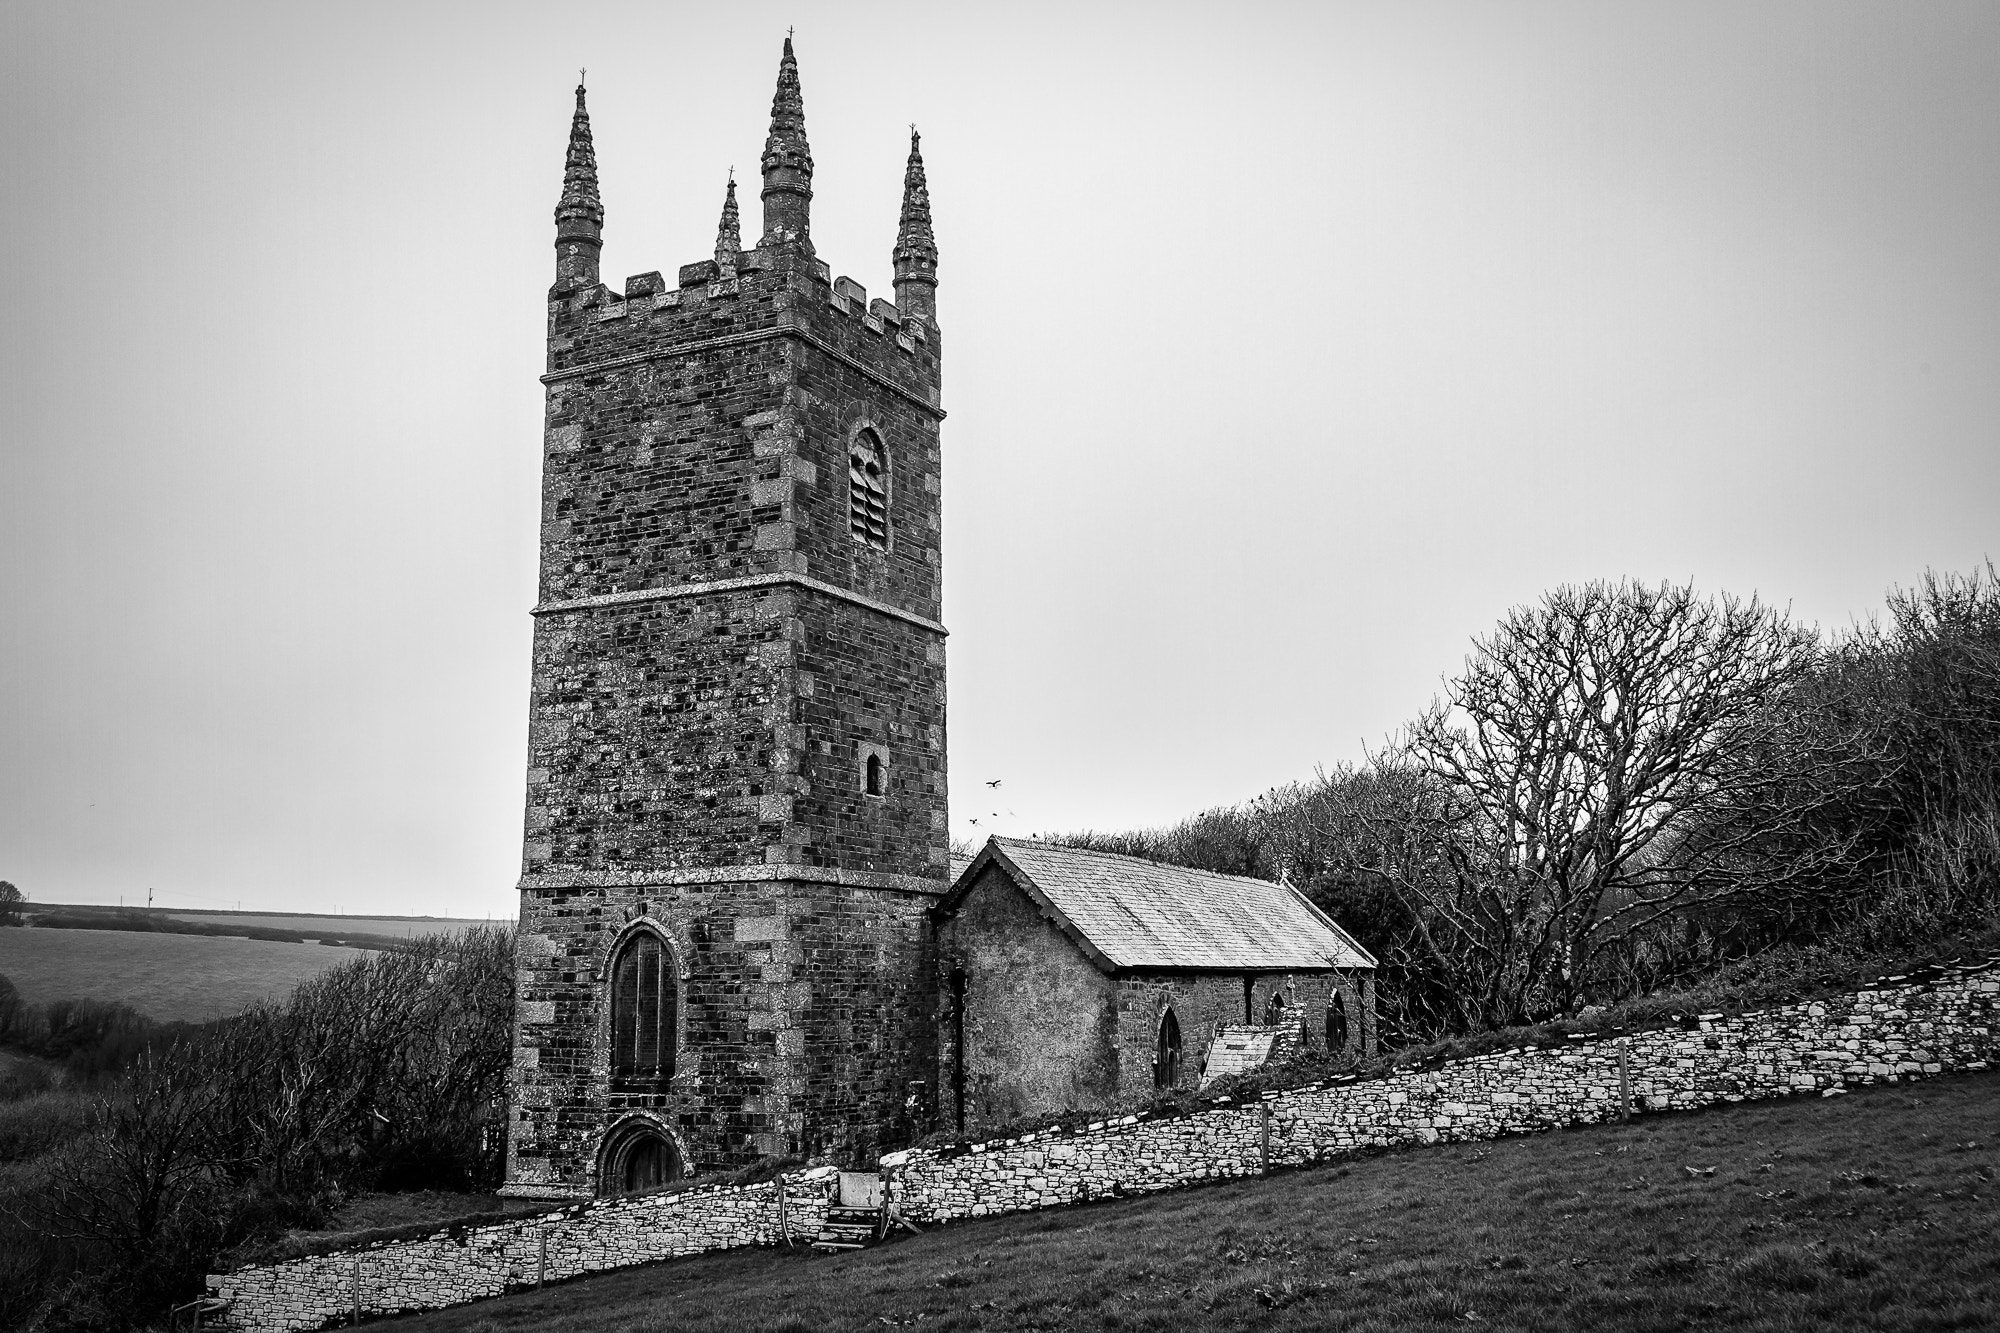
<box><xmin>937</xmin><ymin>861</ymin><xmax>1121</xmax><ymax>1134</ymax></box>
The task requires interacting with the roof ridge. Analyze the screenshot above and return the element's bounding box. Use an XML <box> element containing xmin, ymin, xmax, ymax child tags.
<box><xmin>997</xmin><ymin>836</ymin><xmax>1282</xmax><ymax>887</ymax></box>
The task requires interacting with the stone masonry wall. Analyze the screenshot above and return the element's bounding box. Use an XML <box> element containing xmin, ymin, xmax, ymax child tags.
<box><xmin>510</xmin><ymin>876</ymin><xmax>937</xmax><ymax>1189</ymax></box>
<box><xmin>512</xmin><ymin>241</ymin><xmax>950</xmax><ymax>1191</ymax></box>
<box><xmin>209</xmin><ymin>1171</ymin><xmax>836</xmax><ymax>1333</ymax></box>
<box><xmin>215</xmin><ymin>965</ymin><xmax>1996</xmax><ymax>1332</ymax></box>
<box><xmin>889</xmin><ymin>962</ymin><xmax>1998</xmax><ymax>1222</ymax></box>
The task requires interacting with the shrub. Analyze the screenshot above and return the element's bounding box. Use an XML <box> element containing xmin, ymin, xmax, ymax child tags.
<box><xmin>0</xmin><ymin>1089</ymin><xmax>96</xmax><ymax>1163</ymax></box>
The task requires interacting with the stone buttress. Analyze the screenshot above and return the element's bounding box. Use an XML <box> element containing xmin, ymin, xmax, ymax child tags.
<box><xmin>505</xmin><ymin>45</ymin><xmax>947</xmax><ymax>1198</ymax></box>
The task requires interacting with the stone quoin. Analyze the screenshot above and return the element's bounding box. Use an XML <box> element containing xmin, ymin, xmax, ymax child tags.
<box><xmin>506</xmin><ymin>38</ymin><xmax>951</xmax><ymax>1198</ymax></box>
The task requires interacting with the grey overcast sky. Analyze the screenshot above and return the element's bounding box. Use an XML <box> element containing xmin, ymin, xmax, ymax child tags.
<box><xmin>2</xmin><ymin>2</ymin><xmax>1995</xmax><ymax>918</ymax></box>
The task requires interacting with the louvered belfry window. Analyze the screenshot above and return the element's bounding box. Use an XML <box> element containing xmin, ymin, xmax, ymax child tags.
<box><xmin>610</xmin><ymin>932</ymin><xmax>675</xmax><ymax>1082</ymax></box>
<box><xmin>849</xmin><ymin>430</ymin><xmax>888</xmax><ymax>548</ymax></box>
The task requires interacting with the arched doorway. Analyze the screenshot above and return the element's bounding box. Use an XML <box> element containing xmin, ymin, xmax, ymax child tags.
<box><xmin>1154</xmin><ymin>1009</ymin><xmax>1182</xmax><ymax>1090</ymax></box>
<box><xmin>600</xmin><ymin>1121</ymin><xmax>682</xmax><ymax>1197</ymax></box>
<box><xmin>1263</xmin><ymin>990</ymin><xmax>1287</xmax><ymax>1029</ymax></box>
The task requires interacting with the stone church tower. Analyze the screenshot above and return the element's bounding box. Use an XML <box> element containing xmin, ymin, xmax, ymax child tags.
<box><xmin>504</xmin><ymin>40</ymin><xmax>948</xmax><ymax>1198</ymax></box>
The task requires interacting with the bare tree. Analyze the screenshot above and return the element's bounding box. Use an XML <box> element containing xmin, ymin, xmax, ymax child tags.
<box><xmin>27</xmin><ymin>1043</ymin><xmax>225</xmax><ymax>1259</ymax></box>
<box><xmin>1337</xmin><ymin>580</ymin><xmax>1879</xmax><ymax>1027</ymax></box>
<box><xmin>1879</xmin><ymin>563</ymin><xmax>2000</xmax><ymax>896</ymax></box>
<box><xmin>199</xmin><ymin>924</ymin><xmax>516</xmax><ymax>1193</ymax></box>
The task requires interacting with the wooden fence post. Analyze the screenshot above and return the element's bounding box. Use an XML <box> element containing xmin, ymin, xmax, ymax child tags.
<box><xmin>1618</xmin><ymin>1039</ymin><xmax>1632</xmax><ymax>1122</ymax></box>
<box><xmin>778</xmin><ymin>1178</ymin><xmax>792</xmax><ymax>1248</ymax></box>
<box><xmin>1260</xmin><ymin>1101</ymin><xmax>1272</xmax><ymax>1174</ymax></box>
<box><xmin>537</xmin><ymin>1226</ymin><xmax>547</xmax><ymax>1289</ymax></box>
<box><xmin>352</xmin><ymin>1254</ymin><xmax>361</xmax><ymax>1326</ymax></box>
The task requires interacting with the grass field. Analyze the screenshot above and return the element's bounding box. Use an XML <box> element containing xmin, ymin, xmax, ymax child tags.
<box><xmin>0</xmin><ymin>928</ymin><xmax>375</xmax><ymax>1023</ymax></box>
<box><xmin>406</xmin><ymin>1069</ymin><xmax>2000</xmax><ymax>1333</ymax></box>
<box><xmin>158</xmin><ymin>911</ymin><xmax>496</xmax><ymax>939</ymax></box>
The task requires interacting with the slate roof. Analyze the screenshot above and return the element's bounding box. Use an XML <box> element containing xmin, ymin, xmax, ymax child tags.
<box><xmin>945</xmin><ymin>837</ymin><xmax>1376</xmax><ymax>974</ymax></box>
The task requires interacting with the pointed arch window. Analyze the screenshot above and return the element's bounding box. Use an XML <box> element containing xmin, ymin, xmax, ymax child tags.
<box><xmin>1326</xmin><ymin>990</ymin><xmax>1349</xmax><ymax>1054</ymax></box>
<box><xmin>610</xmin><ymin>930</ymin><xmax>677</xmax><ymax>1086</ymax></box>
<box><xmin>1263</xmin><ymin>990</ymin><xmax>1287</xmax><ymax>1029</ymax></box>
<box><xmin>849</xmin><ymin>429</ymin><xmax>889</xmax><ymax>549</ymax></box>
<box><xmin>1154</xmin><ymin>1008</ymin><xmax>1182</xmax><ymax>1091</ymax></box>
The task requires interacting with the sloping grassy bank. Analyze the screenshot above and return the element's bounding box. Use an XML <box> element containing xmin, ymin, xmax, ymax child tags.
<box><xmin>404</xmin><ymin>1067</ymin><xmax>2000</xmax><ymax>1333</ymax></box>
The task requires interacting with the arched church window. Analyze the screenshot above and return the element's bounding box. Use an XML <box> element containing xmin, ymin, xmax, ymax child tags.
<box><xmin>849</xmin><ymin>430</ymin><xmax>889</xmax><ymax>548</ymax></box>
<box><xmin>610</xmin><ymin>930</ymin><xmax>676</xmax><ymax>1085</ymax></box>
<box><xmin>1154</xmin><ymin>1008</ymin><xmax>1182</xmax><ymax>1090</ymax></box>
<box><xmin>1264</xmin><ymin>990</ymin><xmax>1287</xmax><ymax>1029</ymax></box>
<box><xmin>1326</xmin><ymin>990</ymin><xmax>1348</xmax><ymax>1053</ymax></box>
<box><xmin>865</xmin><ymin>752</ymin><xmax>884</xmax><ymax>796</ymax></box>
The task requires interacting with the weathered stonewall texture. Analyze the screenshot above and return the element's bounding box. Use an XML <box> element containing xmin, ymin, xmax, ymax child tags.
<box><xmin>510</xmin><ymin>44</ymin><xmax>949</xmax><ymax>1194</ymax></box>
<box><xmin>888</xmin><ymin>963</ymin><xmax>1999</xmax><ymax>1221</ymax></box>
<box><xmin>209</xmin><ymin>966</ymin><xmax>1995</xmax><ymax>1333</ymax></box>
<box><xmin>208</xmin><ymin>1171</ymin><xmax>835</xmax><ymax>1333</ymax></box>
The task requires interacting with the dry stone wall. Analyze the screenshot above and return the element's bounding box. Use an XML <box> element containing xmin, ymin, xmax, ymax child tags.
<box><xmin>207</xmin><ymin>1171</ymin><xmax>835</xmax><ymax>1333</ymax></box>
<box><xmin>210</xmin><ymin>963</ymin><xmax>1995</xmax><ymax>1332</ymax></box>
<box><xmin>887</xmin><ymin>962</ymin><xmax>1999</xmax><ymax>1222</ymax></box>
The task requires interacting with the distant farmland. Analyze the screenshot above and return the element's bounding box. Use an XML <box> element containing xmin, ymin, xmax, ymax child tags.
<box><xmin>0</xmin><ymin>929</ymin><xmax>377</xmax><ymax>1023</ymax></box>
<box><xmin>160</xmin><ymin>910</ymin><xmax>497</xmax><ymax>940</ymax></box>
<box><xmin>0</xmin><ymin>907</ymin><xmax>504</xmax><ymax>1022</ymax></box>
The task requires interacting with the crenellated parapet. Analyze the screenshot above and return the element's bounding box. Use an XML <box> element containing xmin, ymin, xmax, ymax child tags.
<box><xmin>544</xmin><ymin>254</ymin><xmax>940</xmax><ymax>396</ymax></box>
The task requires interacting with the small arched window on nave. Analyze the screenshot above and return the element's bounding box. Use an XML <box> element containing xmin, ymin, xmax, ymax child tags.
<box><xmin>849</xmin><ymin>429</ymin><xmax>889</xmax><ymax>549</ymax></box>
<box><xmin>1154</xmin><ymin>1008</ymin><xmax>1182</xmax><ymax>1090</ymax></box>
<box><xmin>609</xmin><ymin>930</ymin><xmax>677</xmax><ymax>1086</ymax></box>
<box><xmin>1326</xmin><ymin>989</ymin><xmax>1349</xmax><ymax>1054</ymax></box>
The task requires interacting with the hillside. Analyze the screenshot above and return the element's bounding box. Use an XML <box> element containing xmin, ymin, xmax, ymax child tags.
<box><xmin>0</xmin><ymin>908</ymin><xmax>500</xmax><ymax>1023</ymax></box>
<box><xmin>403</xmin><ymin>1069</ymin><xmax>1999</xmax><ymax>1333</ymax></box>
<box><xmin>0</xmin><ymin>928</ymin><xmax>373</xmax><ymax>1023</ymax></box>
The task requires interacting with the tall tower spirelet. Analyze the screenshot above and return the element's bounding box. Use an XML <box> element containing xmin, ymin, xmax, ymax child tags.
<box><xmin>715</xmin><ymin>173</ymin><xmax>741</xmax><ymax>268</ymax></box>
<box><xmin>553</xmin><ymin>83</ymin><xmax>604</xmax><ymax>292</ymax></box>
<box><xmin>892</xmin><ymin>128</ymin><xmax>938</xmax><ymax>323</ymax></box>
<box><xmin>759</xmin><ymin>36</ymin><xmax>814</xmax><ymax>251</ymax></box>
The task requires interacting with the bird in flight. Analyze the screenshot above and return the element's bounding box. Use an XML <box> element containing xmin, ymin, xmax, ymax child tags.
<box><xmin>985</xmin><ymin>779</ymin><xmax>1003</xmax><ymax>788</ymax></box>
